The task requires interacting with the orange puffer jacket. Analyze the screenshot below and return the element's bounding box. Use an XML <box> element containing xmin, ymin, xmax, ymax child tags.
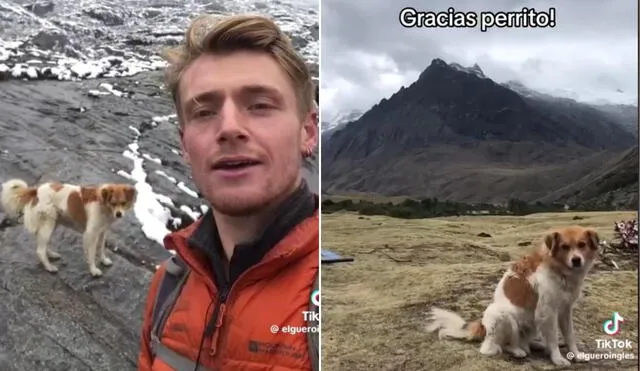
<box><xmin>137</xmin><ymin>187</ymin><xmax>318</xmax><ymax>371</ymax></box>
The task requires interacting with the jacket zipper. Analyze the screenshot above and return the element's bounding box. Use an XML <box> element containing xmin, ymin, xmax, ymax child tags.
<box><xmin>204</xmin><ymin>259</ymin><xmax>271</xmax><ymax>358</ymax></box>
<box><xmin>203</xmin><ymin>253</ymin><xmax>296</xmax><ymax>360</ymax></box>
<box><xmin>207</xmin><ymin>284</ymin><xmax>229</xmax><ymax>357</ymax></box>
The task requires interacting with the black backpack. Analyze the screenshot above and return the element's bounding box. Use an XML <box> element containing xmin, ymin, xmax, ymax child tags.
<box><xmin>147</xmin><ymin>255</ymin><xmax>319</xmax><ymax>371</ymax></box>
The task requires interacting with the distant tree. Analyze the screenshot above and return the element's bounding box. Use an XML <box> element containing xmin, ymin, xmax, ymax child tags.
<box><xmin>507</xmin><ymin>198</ymin><xmax>529</xmax><ymax>215</ymax></box>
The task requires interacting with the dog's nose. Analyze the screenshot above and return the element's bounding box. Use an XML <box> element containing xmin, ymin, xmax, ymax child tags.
<box><xmin>115</xmin><ymin>211</ymin><xmax>122</xmax><ymax>218</ymax></box>
<box><xmin>571</xmin><ymin>256</ymin><xmax>582</xmax><ymax>267</ymax></box>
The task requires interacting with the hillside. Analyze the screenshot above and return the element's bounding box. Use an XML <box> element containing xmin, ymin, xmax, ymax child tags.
<box><xmin>322</xmin><ymin>58</ymin><xmax>637</xmax><ymax>206</ymax></box>
<box><xmin>541</xmin><ymin>146</ymin><xmax>638</xmax><ymax>209</ymax></box>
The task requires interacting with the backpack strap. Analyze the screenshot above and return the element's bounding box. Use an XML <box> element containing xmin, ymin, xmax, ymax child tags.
<box><xmin>149</xmin><ymin>255</ymin><xmax>191</xmax><ymax>356</ymax></box>
<box><xmin>148</xmin><ymin>255</ymin><xmax>218</xmax><ymax>371</ymax></box>
<box><xmin>306</xmin><ymin>270</ymin><xmax>319</xmax><ymax>371</ymax></box>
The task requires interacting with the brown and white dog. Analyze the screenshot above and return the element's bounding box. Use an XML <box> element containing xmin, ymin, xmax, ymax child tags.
<box><xmin>1</xmin><ymin>178</ymin><xmax>137</xmax><ymax>277</ymax></box>
<box><xmin>425</xmin><ymin>226</ymin><xmax>600</xmax><ymax>366</ymax></box>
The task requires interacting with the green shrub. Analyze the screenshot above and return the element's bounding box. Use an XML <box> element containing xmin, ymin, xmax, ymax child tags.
<box><xmin>320</xmin><ymin>197</ymin><xmax>593</xmax><ymax>219</ymax></box>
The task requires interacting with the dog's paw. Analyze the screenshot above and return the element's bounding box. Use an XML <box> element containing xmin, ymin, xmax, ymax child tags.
<box><xmin>551</xmin><ymin>354</ymin><xmax>572</xmax><ymax>367</ymax></box>
<box><xmin>100</xmin><ymin>257</ymin><xmax>113</xmax><ymax>266</ymax></box>
<box><xmin>479</xmin><ymin>342</ymin><xmax>502</xmax><ymax>357</ymax></box>
<box><xmin>571</xmin><ymin>350</ymin><xmax>588</xmax><ymax>363</ymax></box>
<box><xmin>47</xmin><ymin>251</ymin><xmax>61</xmax><ymax>260</ymax></box>
<box><xmin>506</xmin><ymin>346</ymin><xmax>528</xmax><ymax>358</ymax></box>
<box><xmin>90</xmin><ymin>267</ymin><xmax>103</xmax><ymax>277</ymax></box>
<box><xmin>45</xmin><ymin>265</ymin><xmax>59</xmax><ymax>274</ymax></box>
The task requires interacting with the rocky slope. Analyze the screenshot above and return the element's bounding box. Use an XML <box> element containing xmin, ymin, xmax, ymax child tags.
<box><xmin>540</xmin><ymin>146</ymin><xmax>638</xmax><ymax>209</ymax></box>
<box><xmin>322</xmin><ymin>59</ymin><xmax>637</xmax><ymax>207</ymax></box>
<box><xmin>0</xmin><ymin>1</ymin><xmax>318</xmax><ymax>370</ymax></box>
<box><xmin>0</xmin><ymin>0</ymin><xmax>319</xmax><ymax>82</ymax></box>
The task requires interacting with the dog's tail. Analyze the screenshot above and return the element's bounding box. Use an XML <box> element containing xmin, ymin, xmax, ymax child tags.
<box><xmin>425</xmin><ymin>307</ymin><xmax>486</xmax><ymax>342</ymax></box>
<box><xmin>1</xmin><ymin>179</ymin><xmax>37</xmax><ymax>219</ymax></box>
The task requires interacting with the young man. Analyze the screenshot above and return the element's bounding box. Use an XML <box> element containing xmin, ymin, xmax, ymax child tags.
<box><xmin>137</xmin><ymin>14</ymin><xmax>319</xmax><ymax>371</ymax></box>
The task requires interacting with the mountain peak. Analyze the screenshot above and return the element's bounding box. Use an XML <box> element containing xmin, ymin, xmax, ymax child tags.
<box><xmin>450</xmin><ymin>62</ymin><xmax>486</xmax><ymax>79</ymax></box>
<box><xmin>420</xmin><ymin>58</ymin><xmax>487</xmax><ymax>80</ymax></box>
<box><xmin>430</xmin><ymin>58</ymin><xmax>448</xmax><ymax>67</ymax></box>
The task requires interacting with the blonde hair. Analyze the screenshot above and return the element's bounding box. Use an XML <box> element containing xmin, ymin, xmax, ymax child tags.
<box><xmin>162</xmin><ymin>14</ymin><xmax>316</xmax><ymax>125</ymax></box>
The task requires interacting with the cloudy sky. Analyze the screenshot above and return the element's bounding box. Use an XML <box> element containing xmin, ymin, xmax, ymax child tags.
<box><xmin>320</xmin><ymin>0</ymin><xmax>638</xmax><ymax>122</ymax></box>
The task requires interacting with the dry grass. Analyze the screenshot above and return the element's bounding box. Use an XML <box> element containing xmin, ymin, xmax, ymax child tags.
<box><xmin>321</xmin><ymin>211</ymin><xmax>638</xmax><ymax>370</ymax></box>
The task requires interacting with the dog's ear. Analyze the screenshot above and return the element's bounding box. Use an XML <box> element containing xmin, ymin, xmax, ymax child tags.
<box><xmin>124</xmin><ymin>185</ymin><xmax>137</xmax><ymax>203</ymax></box>
<box><xmin>585</xmin><ymin>229</ymin><xmax>600</xmax><ymax>250</ymax></box>
<box><xmin>100</xmin><ymin>187</ymin><xmax>112</xmax><ymax>203</ymax></box>
<box><xmin>544</xmin><ymin>231</ymin><xmax>560</xmax><ymax>255</ymax></box>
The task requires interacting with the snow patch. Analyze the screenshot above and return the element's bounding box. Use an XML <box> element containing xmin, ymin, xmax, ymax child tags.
<box><xmin>98</xmin><ymin>82</ymin><xmax>125</xmax><ymax>97</ymax></box>
<box><xmin>171</xmin><ymin>218</ymin><xmax>182</xmax><ymax>229</ymax></box>
<box><xmin>177</xmin><ymin>181</ymin><xmax>199</xmax><ymax>198</ymax></box>
<box><xmin>180</xmin><ymin>205</ymin><xmax>201</xmax><ymax>221</ymax></box>
<box><xmin>155</xmin><ymin>170</ymin><xmax>177</xmax><ymax>184</ymax></box>
<box><xmin>142</xmin><ymin>153</ymin><xmax>162</xmax><ymax>164</ymax></box>
<box><xmin>152</xmin><ymin>114</ymin><xmax>177</xmax><ymax>123</ymax></box>
<box><xmin>120</xmin><ymin>130</ymin><xmax>172</xmax><ymax>246</ymax></box>
<box><xmin>128</xmin><ymin>126</ymin><xmax>141</xmax><ymax>136</ymax></box>
<box><xmin>450</xmin><ymin>62</ymin><xmax>487</xmax><ymax>79</ymax></box>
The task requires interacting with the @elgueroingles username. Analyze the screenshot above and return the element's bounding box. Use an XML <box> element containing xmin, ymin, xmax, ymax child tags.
<box><xmin>398</xmin><ymin>6</ymin><xmax>557</xmax><ymax>32</ymax></box>
<box><xmin>566</xmin><ymin>351</ymin><xmax>636</xmax><ymax>362</ymax></box>
<box><xmin>270</xmin><ymin>324</ymin><xmax>318</xmax><ymax>335</ymax></box>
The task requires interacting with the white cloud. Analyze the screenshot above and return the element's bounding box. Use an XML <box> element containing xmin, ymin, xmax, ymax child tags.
<box><xmin>320</xmin><ymin>0</ymin><xmax>638</xmax><ymax>119</ymax></box>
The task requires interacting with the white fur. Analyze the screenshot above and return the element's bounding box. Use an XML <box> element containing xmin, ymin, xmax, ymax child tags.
<box><xmin>528</xmin><ymin>265</ymin><xmax>589</xmax><ymax>366</ymax></box>
<box><xmin>427</xmin><ymin>259</ymin><xmax>592</xmax><ymax>367</ymax></box>
<box><xmin>1</xmin><ymin>178</ymin><xmax>29</xmax><ymax>219</ymax></box>
<box><xmin>477</xmin><ymin>268</ymin><xmax>537</xmax><ymax>358</ymax></box>
<box><xmin>1</xmin><ymin>178</ymin><xmax>124</xmax><ymax>277</ymax></box>
<box><xmin>425</xmin><ymin>307</ymin><xmax>472</xmax><ymax>340</ymax></box>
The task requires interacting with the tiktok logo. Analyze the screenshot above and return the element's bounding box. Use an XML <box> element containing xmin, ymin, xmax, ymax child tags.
<box><xmin>311</xmin><ymin>289</ymin><xmax>320</xmax><ymax>307</ymax></box>
<box><xmin>602</xmin><ymin>312</ymin><xmax>624</xmax><ymax>335</ymax></box>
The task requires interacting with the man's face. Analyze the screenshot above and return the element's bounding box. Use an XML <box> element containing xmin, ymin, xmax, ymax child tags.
<box><xmin>178</xmin><ymin>50</ymin><xmax>317</xmax><ymax>217</ymax></box>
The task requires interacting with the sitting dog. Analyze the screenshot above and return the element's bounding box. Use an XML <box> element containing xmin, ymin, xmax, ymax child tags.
<box><xmin>425</xmin><ymin>226</ymin><xmax>599</xmax><ymax>366</ymax></box>
<box><xmin>1</xmin><ymin>178</ymin><xmax>137</xmax><ymax>277</ymax></box>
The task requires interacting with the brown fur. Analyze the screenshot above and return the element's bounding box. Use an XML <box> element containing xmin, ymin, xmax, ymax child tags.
<box><xmin>467</xmin><ymin>320</ymin><xmax>486</xmax><ymax>341</ymax></box>
<box><xmin>65</xmin><ymin>185</ymin><xmax>136</xmax><ymax>229</ymax></box>
<box><xmin>504</xmin><ymin>247</ymin><xmax>546</xmax><ymax>309</ymax></box>
<box><xmin>100</xmin><ymin>184</ymin><xmax>134</xmax><ymax>204</ymax></box>
<box><xmin>98</xmin><ymin>184</ymin><xmax>137</xmax><ymax>214</ymax></box>
<box><xmin>80</xmin><ymin>187</ymin><xmax>99</xmax><ymax>203</ymax></box>
<box><xmin>66</xmin><ymin>191</ymin><xmax>89</xmax><ymax>229</ymax></box>
<box><xmin>504</xmin><ymin>226</ymin><xmax>600</xmax><ymax>309</ymax></box>
<box><xmin>17</xmin><ymin>187</ymin><xmax>39</xmax><ymax>208</ymax></box>
<box><xmin>543</xmin><ymin>226</ymin><xmax>599</xmax><ymax>275</ymax></box>
<box><xmin>503</xmin><ymin>274</ymin><xmax>538</xmax><ymax>309</ymax></box>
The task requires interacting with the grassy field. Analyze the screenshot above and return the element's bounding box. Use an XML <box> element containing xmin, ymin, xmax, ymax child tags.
<box><xmin>321</xmin><ymin>211</ymin><xmax>638</xmax><ymax>370</ymax></box>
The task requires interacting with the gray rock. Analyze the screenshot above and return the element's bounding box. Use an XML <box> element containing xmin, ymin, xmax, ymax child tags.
<box><xmin>23</xmin><ymin>1</ymin><xmax>55</xmax><ymax>16</ymax></box>
<box><xmin>0</xmin><ymin>66</ymin><xmax>319</xmax><ymax>371</ymax></box>
<box><xmin>0</xmin><ymin>72</ymin><xmax>183</xmax><ymax>370</ymax></box>
<box><xmin>83</xmin><ymin>7</ymin><xmax>125</xmax><ymax>26</ymax></box>
<box><xmin>30</xmin><ymin>30</ymin><xmax>71</xmax><ymax>51</ymax></box>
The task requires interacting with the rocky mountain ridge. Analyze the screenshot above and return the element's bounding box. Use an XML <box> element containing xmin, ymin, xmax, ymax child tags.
<box><xmin>322</xmin><ymin>58</ymin><xmax>637</xmax><ymax>208</ymax></box>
